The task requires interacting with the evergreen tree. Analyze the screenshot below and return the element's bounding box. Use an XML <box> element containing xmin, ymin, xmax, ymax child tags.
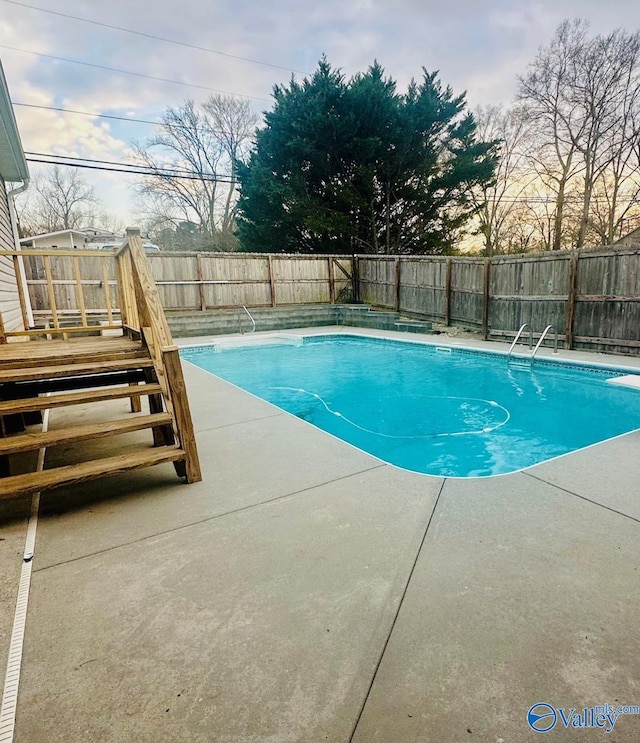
<box><xmin>237</xmin><ymin>59</ymin><xmax>498</xmax><ymax>254</ymax></box>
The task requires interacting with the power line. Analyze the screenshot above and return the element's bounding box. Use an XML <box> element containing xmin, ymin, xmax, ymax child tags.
<box><xmin>13</xmin><ymin>102</ymin><xmax>243</xmax><ymax>138</ymax></box>
<box><xmin>25</xmin><ymin>154</ymin><xmax>237</xmax><ymax>183</ymax></box>
<box><xmin>0</xmin><ymin>44</ymin><xmax>272</xmax><ymax>102</ymax></box>
<box><xmin>24</xmin><ymin>151</ymin><xmax>637</xmax><ymax>203</ymax></box>
<box><xmin>15</xmin><ymin>101</ymin><xmax>172</xmax><ymax>127</ymax></box>
<box><xmin>24</xmin><ymin>151</ymin><xmax>233</xmax><ymax>179</ymax></box>
<box><xmin>2</xmin><ymin>0</ymin><xmax>308</xmax><ymax>75</ymax></box>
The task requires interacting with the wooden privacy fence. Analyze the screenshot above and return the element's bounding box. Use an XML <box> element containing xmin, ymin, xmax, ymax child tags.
<box><xmin>16</xmin><ymin>245</ymin><xmax>640</xmax><ymax>355</ymax></box>
<box><xmin>357</xmin><ymin>246</ymin><xmax>640</xmax><ymax>354</ymax></box>
<box><xmin>22</xmin><ymin>252</ymin><xmax>354</xmax><ymax>319</ymax></box>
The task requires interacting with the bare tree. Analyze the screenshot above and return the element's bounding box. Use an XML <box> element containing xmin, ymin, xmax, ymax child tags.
<box><xmin>203</xmin><ymin>96</ymin><xmax>257</xmax><ymax>236</ymax></box>
<box><xmin>519</xmin><ymin>20</ymin><xmax>640</xmax><ymax>249</ymax></box>
<box><xmin>132</xmin><ymin>96</ymin><xmax>258</xmax><ymax>251</ymax></box>
<box><xmin>518</xmin><ymin>20</ymin><xmax>588</xmax><ymax>250</ymax></box>
<box><xmin>587</xmin><ymin>41</ymin><xmax>640</xmax><ymax>244</ymax></box>
<box><xmin>572</xmin><ymin>29</ymin><xmax>640</xmax><ymax>247</ymax></box>
<box><xmin>18</xmin><ymin>165</ymin><xmax>99</xmax><ymax>235</ymax></box>
<box><xmin>472</xmin><ymin>104</ymin><xmax>534</xmax><ymax>254</ymax></box>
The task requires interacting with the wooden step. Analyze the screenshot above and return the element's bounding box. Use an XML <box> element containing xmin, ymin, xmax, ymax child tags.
<box><xmin>0</xmin><ymin>348</ymin><xmax>150</xmax><ymax>370</ymax></box>
<box><xmin>0</xmin><ymin>384</ymin><xmax>163</xmax><ymax>416</ymax></box>
<box><xmin>0</xmin><ymin>357</ymin><xmax>154</xmax><ymax>384</ymax></box>
<box><xmin>0</xmin><ymin>338</ymin><xmax>146</xmax><ymax>368</ymax></box>
<box><xmin>0</xmin><ymin>413</ymin><xmax>172</xmax><ymax>456</ymax></box>
<box><xmin>0</xmin><ymin>445</ymin><xmax>186</xmax><ymax>499</ymax></box>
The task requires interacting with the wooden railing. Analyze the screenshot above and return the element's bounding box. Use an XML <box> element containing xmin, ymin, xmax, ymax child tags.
<box><xmin>0</xmin><ymin>246</ymin><xmax>121</xmax><ymax>340</ymax></box>
<box><xmin>115</xmin><ymin>228</ymin><xmax>201</xmax><ymax>483</ymax></box>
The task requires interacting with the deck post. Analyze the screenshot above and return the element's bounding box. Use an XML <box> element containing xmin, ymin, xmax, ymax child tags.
<box><xmin>12</xmin><ymin>255</ymin><xmax>31</xmax><ymax>330</ymax></box>
<box><xmin>162</xmin><ymin>346</ymin><xmax>202</xmax><ymax>483</ymax></box>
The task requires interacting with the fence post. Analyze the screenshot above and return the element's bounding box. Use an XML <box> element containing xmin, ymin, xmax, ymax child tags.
<box><xmin>196</xmin><ymin>253</ymin><xmax>206</xmax><ymax>311</ymax></box>
<box><xmin>482</xmin><ymin>258</ymin><xmax>491</xmax><ymax>340</ymax></box>
<box><xmin>328</xmin><ymin>257</ymin><xmax>335</xmax><ymax>303</ymax></box>
<box><xmin>395</xmin><ymin>257</ymin><xmax>401</xmax><ymax>312</ymax></box>
<box><xmin>444</xmin><ymin>258</ymin><xmax>452</xmax><ymax>326</ymax></box>
<box><xmin>565</xmin><ymin>251</ymin><xmax>579</xmax><ymax>350</ymax></box>
<box><xmin>352</xmin><ymin>256</ymin><xmax>360</xmax><ymax>302</ymax></box>
<box><xmin>268</xmin><ymin>255</ymin><xmax>276</xmax><ymax>307</ymax></box>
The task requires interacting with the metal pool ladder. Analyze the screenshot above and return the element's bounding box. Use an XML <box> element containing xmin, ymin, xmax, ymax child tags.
<box><xmin>508</xmin><ymin>324</ymin><xmax>557</xmax><ymax>367</ymax></box>
<box><xmin>236</xmin><ymin>305</ymin><xmax>256</xmax><ymax>335</ymax></box>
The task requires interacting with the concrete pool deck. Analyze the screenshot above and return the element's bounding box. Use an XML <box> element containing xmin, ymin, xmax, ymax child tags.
<box><xmin>1</xmin><ymin>326</ymin><xmax>639</xmax><ymax>742</ymax></box>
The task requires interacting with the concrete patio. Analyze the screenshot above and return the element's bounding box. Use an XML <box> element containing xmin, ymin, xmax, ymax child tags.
<box><xmin>1</xmin><ymin>328</ymin><xmax>639</xmax><ymax>742</ymax></box>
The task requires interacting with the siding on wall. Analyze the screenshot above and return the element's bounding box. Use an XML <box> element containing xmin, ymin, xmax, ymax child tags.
<box><xmin>0</xmin><ymin>177</ymin><xmax>23</xmax><ymax>331</ymax></box>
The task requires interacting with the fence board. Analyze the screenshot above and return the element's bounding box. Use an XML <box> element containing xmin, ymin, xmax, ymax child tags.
<box><xmin>399</xmin><ymin>259</ymin><xmax>447</xmax><ymax>317</ymax></box>
<box><xmin>359</xmin><ymin>258</ymin><xmax>396</xmax><ymax>308</ymax></box>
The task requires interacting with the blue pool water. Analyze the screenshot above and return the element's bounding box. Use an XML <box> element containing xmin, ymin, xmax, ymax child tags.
<box><xmin>182</xmin><ymin>335</ymin><xmax>640</xmax><ymax>477</ymax></box>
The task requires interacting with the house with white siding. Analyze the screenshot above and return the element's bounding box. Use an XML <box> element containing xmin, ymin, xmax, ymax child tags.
<box><xmin>20</xmin><ymin>228</ymin><xmax>159</xmax><ymax>252</ymax></box>
<box><xmin>0</xmin><ymin>59</ymin><xmax>30</xmax><ymax>332</ymax></box>
<box><xmin>19</xmin><ymin>228</ymin><xmax>88</xmax><ymax>250</ymax></box>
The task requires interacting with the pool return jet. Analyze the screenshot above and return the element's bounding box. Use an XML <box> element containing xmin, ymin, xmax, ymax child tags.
<box><xmin>507</xmin><ymin>323</ymin><xmax>558</xmax><ymax>367</ymax></box>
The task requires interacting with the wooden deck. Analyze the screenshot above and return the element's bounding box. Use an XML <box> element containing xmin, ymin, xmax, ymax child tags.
<box><xmin>0</xmin><ymin>230</ymin><xmax>201</xmax><ymax>499</ymax></box>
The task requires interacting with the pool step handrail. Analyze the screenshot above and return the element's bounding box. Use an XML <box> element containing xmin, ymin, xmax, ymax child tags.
<box><xmin>236</xmin><ymin>304</ymin><xmax>256</xmax><ymax>335</ymax></box>
<box><xmin>508</xmin><ymin>323</ymin><xmax>558</xmax><ymax>366</ymax></box>
<box><xmin>531</xmin><ymin>324</ymin><xmax>554</xmax><ymax>359</ymax></box>
<box><xmin>507</xmin><ymin>324</ymin><xmax>528</xmax><ymax>357</ymax></box>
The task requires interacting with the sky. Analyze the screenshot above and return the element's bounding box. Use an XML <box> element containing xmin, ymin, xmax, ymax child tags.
<box><xmin>1</xmin><ymin>0</ymin><xmax>640</xmax><ymax>226</ymax></box>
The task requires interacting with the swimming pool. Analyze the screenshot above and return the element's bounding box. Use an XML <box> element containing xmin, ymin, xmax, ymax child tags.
<box><xmin>182</xmin><ymin>334</ymin><xmax>640</xmax><ymax>477</ymax></box>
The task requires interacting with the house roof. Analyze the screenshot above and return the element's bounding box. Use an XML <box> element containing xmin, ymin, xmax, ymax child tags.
<box><xmin>614</xmin><ymin>226</ymin><xmax>640</xmax><ymax>245</ymax></box>
<box><xmin>20</xmin><ymin>229</ymin><xmax>88</xmax><ymax>245</ymax></box>
<box><xmin>0</xmin><ymin>60</ymin><xmax>28</xmax><ymax>184</ymax></box>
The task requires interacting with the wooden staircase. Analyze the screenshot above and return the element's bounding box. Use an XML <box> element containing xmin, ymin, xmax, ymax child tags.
<box><xmin>0</xmin><ymin>229</ymin><xmax>201</xmax><ymax>499</ymax></box>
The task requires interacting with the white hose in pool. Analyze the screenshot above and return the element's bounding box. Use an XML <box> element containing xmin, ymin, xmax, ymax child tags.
<box><xmin>271</xmin><ymin>387</ymin><xmax>511</xmax><ymax>439</ymax></box>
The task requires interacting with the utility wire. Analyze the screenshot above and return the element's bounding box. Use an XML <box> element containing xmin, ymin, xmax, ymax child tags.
<box><xmin>13</xmin><ymin>102</ymin><xmax>246</xmax><ymax>138</ymax></box>
<box><xmin>2</xmin><ymin>0</ymin><xmax>308</xmax><ymax>75</ymax></box>
<box><xmin>25</xmin><ymin>155</ymin><xmax>237</xmax><ymax>183</ymax></box>
<box><xmin>0</xmin><ymin>43</ymin><xmax>272</xmax><ymax>102</ymax></box>
<box><xmin>22</xmin><ymin>148</ymin><xmax>638</xmax><ymax>204</ymax></box>
<box><xmin>24</xmin><ymin>151</ymin><xmax>233</xmax><ymax>179</ymax></box>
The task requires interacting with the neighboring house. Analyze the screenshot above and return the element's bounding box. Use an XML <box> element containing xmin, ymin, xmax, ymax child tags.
<box><xmin>0</xmin><ymin>60</ymin><xmax>30</xmax><ymax>332</ymax></box>
<box><xmin>19</xmin><ymin>228</ymin><xmax>89</xmax><ymax>250</ymax></box>
<box><xmin>21</xmin><ymin>228</ymin><xmax>160</xmax><ymax>252</ymax></box>
<box><xmin>614</xmin><ymin>226</ymin><xmax>640</xmax><ymax>247</ymax></box>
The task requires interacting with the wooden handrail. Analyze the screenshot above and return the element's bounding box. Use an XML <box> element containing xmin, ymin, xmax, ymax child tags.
<box><xmin>118</xmin><ymin>228</ymin><xmax>172</xmax><ymax>345</ymax></box>
<box><xmin>116</xmin><ymin>228</ymin><xmax>201</xmax><ymax>482</ymax></box>
<box><xmin>0</xmin><ymin>249</ymin><xmax>117</xmax><ymax>257</ymax></box>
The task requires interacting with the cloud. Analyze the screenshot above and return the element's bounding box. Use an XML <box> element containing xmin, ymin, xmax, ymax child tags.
<box><xmin>1</xmin><ymin>0</ymin><xmax>639</xmax><ymax>222</ymax></box>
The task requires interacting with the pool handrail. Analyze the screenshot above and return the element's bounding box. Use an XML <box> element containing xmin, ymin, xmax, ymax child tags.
<box><xmin>236</xmin><ymin>304</ymin><xmax>256</xmax><ymax>335</ymax></box>
<box><xmin>507</xmin><ymin>324</ymin><xmax>528</xmax><ymax>356</ymax></box>
<box><xmin>531</xmin><ymin>324</ymin><xmax>554</xmax><ymax>359</ymax></box>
